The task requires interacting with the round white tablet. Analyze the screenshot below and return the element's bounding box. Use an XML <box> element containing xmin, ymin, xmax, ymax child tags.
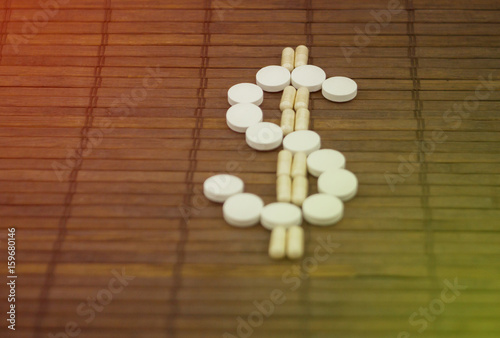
<box><xmin>318</xmin><ymin>169</ymin><xmax>358</xmax><ymax>201</ymax></box>
<box><xmin>246</xmin><ymin>122</ymin><xmax>283</xmax><ymax>151</ymax></box>
<box><xmin>226</xmin><ymin>103</ymin><xmax>263</xmax><ymax>133</ymax></box>
<box><xmin>302</xmin><ymin>193</ymin><xmax>344</xmax><ymax>226</ymax></box>
<box><xmin>322</xmin><ymin>76</ymin><xmax>357</xmax><ymax>102</ymax></box>
<box><xmin>307</xmin><ymin>149</ymin><xmax>346</xmax><ymax>177</ymax></box>
<box><xmin>291</xmin><ymin>65</ymin><xmax>326</xmax><ymax>92</ymax></box>
<box><xmin>256</xmin><ymin>66</ymin><xmax>291</xmax><ymax>92</ymax></box>
<box><xmin>223</xmin><ymin>193</ymin><xmax>264</xmax><ymax>227</ymax></box>
<box><xmin>203</xmin><ymin>174</ymin><xmax>244</xmax><ymax>203</ymax></box>
<box><xmin>228</xmin><ymin>83</ymin><xmax>264</xmax><ymax>106</ymax></box>
<box><xmin>283</xmin><ymin>130</ymin><xmax>321</xmax><ymax>155</ymax></box>
<box><xmin>260</xmin><ymin>202</ymin><xmax>302</xmax><ymax>230</ymax></box>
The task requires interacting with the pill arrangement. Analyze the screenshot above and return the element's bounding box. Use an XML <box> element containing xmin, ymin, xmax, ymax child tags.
<box><xmin>204</xmin><ymin>45</ymin><xmax>359</xmax><ymax>260</ymax></box>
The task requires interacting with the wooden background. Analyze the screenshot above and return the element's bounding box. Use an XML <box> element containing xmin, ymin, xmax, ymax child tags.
<box><xmin>0</xmin><ymin>0</ymin><xmax>499</xmax><ymax>337</ymax></box>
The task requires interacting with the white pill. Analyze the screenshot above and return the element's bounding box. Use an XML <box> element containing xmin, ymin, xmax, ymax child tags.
<box><xmin>245</xmin><ymin>122</ymin><xmax>283</xmax><ymax>151</ymax></box>
<box><xmin>256</xmin><ymin>65</ymin><xmax>291</xmax><ymax>92</ymax></box>
<box><xmin>261</xmin><ymin>202</ymin><xmax>302</xmax><ymax>230</ymax></box>
<box><xmin>226</xmin><ymin>103</ymin><xmax>263</xmax><ymax>133</ymax></box>
<box><xmin>228</xmin><ymin>83</ymin><xmax>264</xmax><ymax>106</ymax></box>
<box><xmin>223</xmin><ymin>193</ymin><xmax>264</xmax><ymax>227</ymax></box>
<box><xmin>318</xmin><ymin>169</ymin><xmax>358</xmax><ymax>201</ymax></box>
<box><xmin>283</xmin><ymin>130</ymin><xmax>321</xmax><ymax>155</ymax></box>
<box><xmin>269</xmin><ymin>226</ymin><xmax>287</xmax><ymax>260</ymax></box>
<box><xmin>203</xmin><ymin>174</ymin><xmax>244</xmax><ymax>203</ymax></box>
<box><xmin>286</xmin><ymin>225</ymin><xmax>304</xmax><ymax>260</ymax></box>
<box><xmin>291</xmin><ymin>65</ymin><xmax>326</xmax><ymax>92</ymax></box>
<box><xmin>322</xmin><ymin>76</ymin><xmax>357</xmax><ymax>102</ymax></box>
<box><xmin>302</xmin><ymin>193</ymin><xmax>344</xmax><ymax>226</ymax></box>
<box><xmin>307</xmin><ymin>149</ymin><xmax>346</xmax><ymax>177</ymax></box>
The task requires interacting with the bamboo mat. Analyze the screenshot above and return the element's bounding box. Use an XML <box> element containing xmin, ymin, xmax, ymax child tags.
<box><xmin>0</xmin><ymin>0</ymin><xmax>499</xmax><ymax>337</ymax></box>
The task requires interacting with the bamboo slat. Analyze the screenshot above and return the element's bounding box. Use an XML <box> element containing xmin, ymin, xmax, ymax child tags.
<box><xmin>0</xmin><ymin>0</ymin><xmax>498</xmax><ymax>337</ymax></box>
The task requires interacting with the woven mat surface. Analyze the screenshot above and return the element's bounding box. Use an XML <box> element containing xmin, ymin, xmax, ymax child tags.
<box><xmin>0</xmin><ymin>0</ymin><xmax>499</xmax><ymax>337</ymax></box>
